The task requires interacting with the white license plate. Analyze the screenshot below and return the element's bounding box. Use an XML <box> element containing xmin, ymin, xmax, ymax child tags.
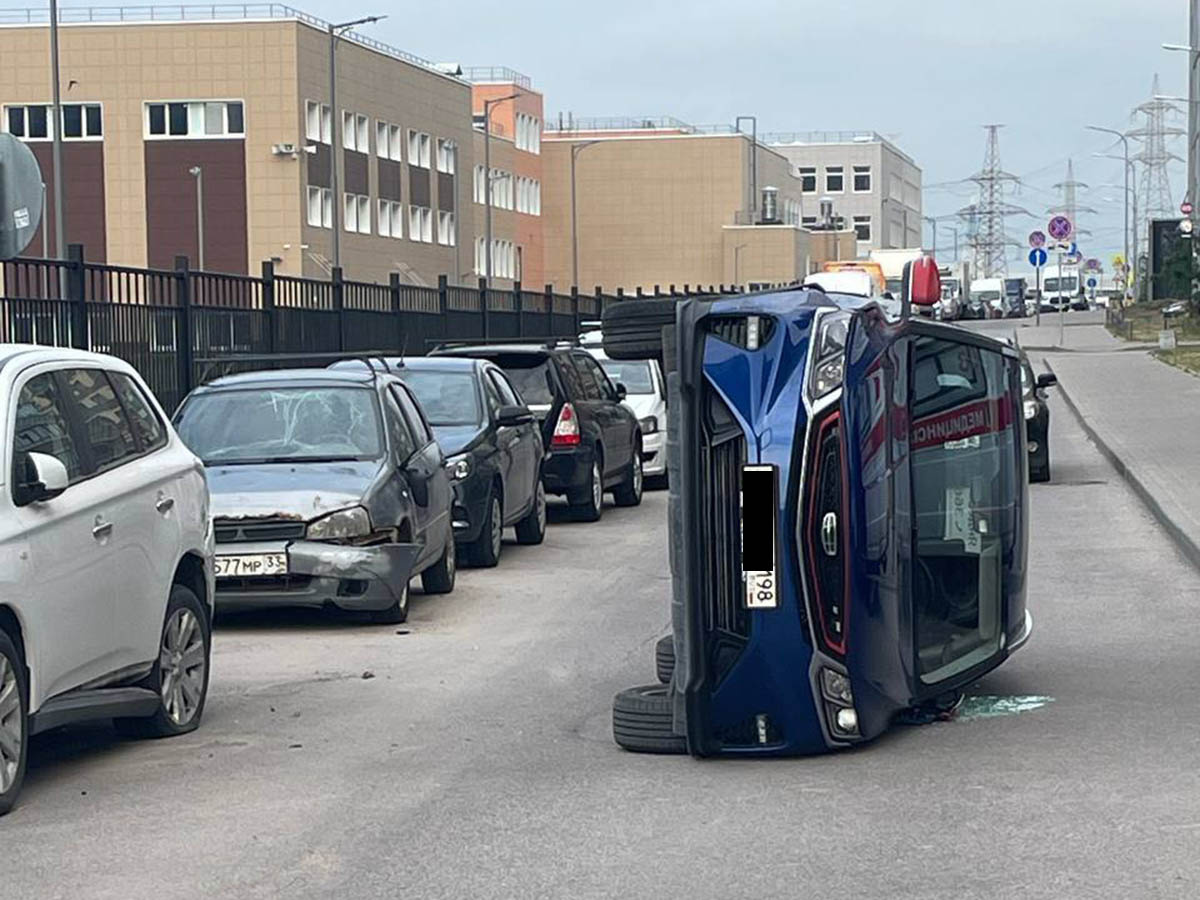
<box><xmin>745</xmin><ymin>570</ymin><xmax>778</xmax><ymax>609</ymax></box>
<box><xmin>742</xmin><ymin>464</ymin><xmax>779</xmax><ymax>609</ymax></box>
<box><xmin>214</xmin><ymin>553</ymin><xmax>288</xmax><ymax>578</ymax></box>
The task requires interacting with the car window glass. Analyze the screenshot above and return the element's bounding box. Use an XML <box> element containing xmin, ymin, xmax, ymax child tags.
<box><xmin>12</xmin><ymin>372</ymin><xmax>84</xmax><ymax>482</ymax></box>
<box><xmin>60</xmin><ymin>368</ymin><xmax>139</xmax><ymax>469</ymax></box>
<box><xmin>482</xmin><ymin>373</ymin><xmax>503</xmax><ymax>414</ymax></box>
<box><xmin>111</xmin><ymin>372</ymin><xmax>166</xmax><ymax>451</ymax></box>
<box><xmin>391</xmin><ymin>383</ymin><xmax>433</xmax><ymax>445</ymax></box>
<box><xmin>396</xmin><ymin>371</ymin><xmax>481</xmax><ymax>426</ymax></box>
<box><xmin>489</xmin><ymin>370</ymin><xmax>521</xmax><ymax>406</ymax></box>
<box><xmin>562</xmin><ymin>355</ymin><xmax>598</xmax><ymax>401</ymax></box>
<box><xmin>385</xmin><ymin>388</ymin><xmax>417</xmax><ymax>461</ymax></box>
<box><xmin>577</xmin><ymin>354</ymin><xmax>612</xmax><ymax>400</ymax></box>
<box><xmin>502</xmin><ymin>361</ymin><xmax>555</xmax><ymax>406</ymax></box>
<box><xmin>599</xmin><ymin>358</ymin><xmax>653</xmax><ymax>394</ymax></box>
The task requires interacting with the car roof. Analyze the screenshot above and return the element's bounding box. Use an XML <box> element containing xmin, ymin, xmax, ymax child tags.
<box><xmin>199</xmin><ymin>367</ymin><xmax>378</xmax><ymax>390</ymax></box>
<box><xmin>433</xmin><ymin>344</ymin><xmax>554</xmax><ymax>360</ymax></box>
<box><xmin>0</xmin><ymin>343</ymin><xmax>138</xmax><ymax>376</ymax></box>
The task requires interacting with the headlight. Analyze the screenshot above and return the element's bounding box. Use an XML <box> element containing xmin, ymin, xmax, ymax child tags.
<box><xmin>1023</xmin><ymin>399</ymin><xmax>1038</xmax><ymax>420</ymax></box>
<box><xmin>446</xmin><ymin>454</ymin><xmax>472</xmax><ymax>483</ymax></box>
<box><xmin>808</xmin><ymin>311</ymin><xmax>850</xmax><ymax>401</ymax></box>
<box><xmin>639</xmin><ymin>415</ymin><xmax>658</xmax><ymax>435</ymax></box>
<box><xmin>307</xmin><ymin>506</ymin><xmax>371</xmax><ymax>540</ymax></box>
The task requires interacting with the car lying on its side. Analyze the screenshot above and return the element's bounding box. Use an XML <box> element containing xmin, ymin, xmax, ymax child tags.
<box><xmin>431</xmin><ymin>343</ymin><xmax>643</xmax><ymax>520</ymax></box>
<box><xmin>1</xmin><ymin>346</ymin><xmax>214</xmax><ymax>816</ymax></box>
<box><xmin>173</xmin><ymin>365</ymin><xmax>456</xmax><ymax>624</ymax></box>
<box><xmin>335</xmin><ymin>357</ymin><xmax>546</xmax><ymax>567</ymax></box>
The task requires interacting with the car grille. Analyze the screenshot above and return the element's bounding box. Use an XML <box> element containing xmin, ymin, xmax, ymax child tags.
<box><xmin>699</xmin><ymin>385</ymin><xmax>748</xmax><ymax>639</ymax></box>
<box><xmin>805</xmin><ymin>411</ymin><xmax>847</xmax><ymax>656</ymax></box>
<box><xmin>214</xmin><ymin>518</ymin><xmax>306</xmax><ymax>544</ymax></box>
<box><xmin>216</xmin><ymin>575</ymin><xmax>313</xmax><ymax>593</ymax></box>
<box><xmin>706</xmin><ymin>315</ymin><xmax>776</xmax><ymax>349</ymax></box>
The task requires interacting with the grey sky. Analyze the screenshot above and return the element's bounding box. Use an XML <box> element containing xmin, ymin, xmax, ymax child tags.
<box><xmin>308</xmin><ymin>0</ymin><xmax>1189</xmax><ymax>265</ymax></box>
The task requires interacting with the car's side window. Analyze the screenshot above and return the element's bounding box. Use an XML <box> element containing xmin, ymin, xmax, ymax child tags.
<box><xmin>12</xmin><ymin>372</ymin><xmax>85</xmax><ymax>485</ymax></box>
<box><xmin>384</xmin><ymin>387</ymin><xmax>417</xmax><ymax>462</ymax></box>
<box><xmin>390</xmin><ymin>384</ymin><xmax>434</xmax><ymax>450</ymax></box>
<box><xmin>489</xmin><ymin>370</ymin><xmax>521</xmax><ymax>407</ymax></box>
<box><xmin>59</xmin><ymin>368</ymin><xmax>140</xmax><ymax>471</ymax></box>
<box><xmin>576</xmin><ymin>354</ymin><xmax>613</xmax><ymax>401</ymax></box>
<box><xmin>555</xmin><ymin>354</ymin><xmax>588</xmax><ymax>401</ymax></box>
<box><xmin>110</xmin><ymin>372</ymin><xmax>167</xmax><ymax>452</ymax></box>
<box><xmin>481</xmin><ymin>373</ymin><xmax>504</xmax><ymax>415</ymax></box>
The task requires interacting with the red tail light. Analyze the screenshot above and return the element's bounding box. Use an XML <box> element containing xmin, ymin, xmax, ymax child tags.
<box><xmin>551</xmin><ymin>402</ymin><xmax>581</xmax><ymax>447</ymax></box>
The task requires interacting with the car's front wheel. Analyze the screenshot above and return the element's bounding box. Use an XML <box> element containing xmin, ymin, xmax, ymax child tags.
<box><xmin>370</xmin><ymin>579</ymin><xmax>410</xmax><ymax>624</ymax></box>
<box><xmin>466</xmin><ymin>492</ymin><xmax>503</xmax><ymax>567</ymax></box>
<box><xmin>0</xmin><ymin>629</ymin><xmax>28</xmax><ymax>817</ymax></box>
<box><xmin>421</xmin><ymin>536</ymin><xmax>457</xmax><ymax>594</ymax></box>
<box><xmin>116</xmin><ymin>584</ymin><xmax>210</xmax><ymax>739</ymax></box>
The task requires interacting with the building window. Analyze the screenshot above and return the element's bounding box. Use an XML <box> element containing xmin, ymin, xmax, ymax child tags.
<box><xmin>341</xmin><ymin>111</ymin><xmax>368</xmax><ymax>152</ymax></box>
<box><xmin>305</xmin><ymin>100</ymin><xmax>331</xmax><ymax>144</ymax></box>
<box><xmin>408</xmin><ymin>205</ymin><xmax>432</xmax><ymax>243</ymax></box>
<box><xmin>378</xmin><ymin>199</ymin><xmax>403</xmax><ymax>238</ymax></box>
<box><xmin>343</xmin><ymin>192</ymin><xmax>369</xmax><ymax>233</ymax></box>
<box><xmin>515</xmin><ymin>113</ymin><xmax>541</xmax><ymax>154</ymax></box>
<box><xmin>853</xmin><ymin>215</ymin><xmax>872</xmax><ymax>242</ymax></box>
<box><xmin>825</xmin><ymin>165</ymin><xmax>844</xmax><ymax>193</ymax></box>
<box><xmin>436</xmin><ymin>139</ymin><xmax>456</xmax><ymax>175</ymax></box>
<box><xmin>798</xmin><ymin>166</ymin><xmax>816</xmax><ymax>193</ymax></box>
<box><xmin>473</xmin><ymin>165</ymin><xmax>486</xmax><ymax>204</ymax></box>
<box><xmin>515</xmin><ymin>177</ymin><xmax>542</xmax><ymax>216</ymax></box>
<box><xmin>307</xmin><ymin>186</ymin><xmax>332</xmax><ymax>228</ymax></box>
<box><xmin>375</xmin><ymin>122</ymin><xmax>402</xmax><ymax>161</ymax></box>
<box><xmin>490</xmin><ymin>169</ymin><xmax>513</xmax><ymax>210</ymax></box>
<box><xmin>853</xmin><ymin>165</ymin><xmax>872</xmax><ymax>193</ymax></box>
<box><xmin>801</xmin><ymin>216</ymin><xmax>817</xmax><ymax>228</ymax></box>
<box><xmin>407</xmin><ymin>129</ymin><xmax>431</xmax><ymax>168</ymax></box>
<box><xmin>6</xmin><ymin>103</ymin><xmax>103</xmax><ymax>141</ymax></box>
<box><xmin>489</xmin><ymin>239</ymin><xmax>515</xmax><ymax>279</ymax></box>
<box><xmin>145</xmin><ymin>100</ymin><xmax>244</xmax><ymax>139</ymax></box>
<box><xmin>437</xmin><ymin>210</ymin><xmax>456</xmax><ymax>246</ymax></box>
<box><xmin>474</xmin><ymin>236</ymin><xmax>485</xmax><ymax>275</ymax></box>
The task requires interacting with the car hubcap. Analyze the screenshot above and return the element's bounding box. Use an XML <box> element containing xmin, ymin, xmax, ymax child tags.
<box><xmin>592</xmin><ymin>462</ymin><xmax>603</xmax><ymax>510</ymax></box>
<box><xmin>0</xmin><ymin>654</ymin><xmax>21</xmax><ymax>794</ymax></box>
<box><xmin>491</xmin><ymin>498</ymin><xmax>502</xmax><ymax>558</ymax></box>
<box><xmin>159</xmin><ymin>609</ymin><xmax>205</xmax><ymax>727</ymax></box>
<box><xmin>536</xmin><ymin>482</ymin><xmax>547</xmax><ymax>532</ymax></box>
<box><xmin>633</xmin><ymin>454</ymin><xmax>643</xmax><ymax>497</ymax></box>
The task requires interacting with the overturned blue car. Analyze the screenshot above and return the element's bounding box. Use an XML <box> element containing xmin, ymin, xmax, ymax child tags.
<box><xmin>604</xmin><ymin>278</ymin><xmax>1031</xmax><ymax>756</ymax></box>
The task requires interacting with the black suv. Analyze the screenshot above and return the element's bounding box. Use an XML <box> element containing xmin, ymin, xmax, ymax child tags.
<box><xmin>432</xmin><ymin>343</ymin><xmax>643</xmax><ymax>520</ymax></box>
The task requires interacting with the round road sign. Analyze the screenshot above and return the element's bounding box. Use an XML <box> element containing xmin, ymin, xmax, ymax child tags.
<box><xmin>1087</xmin><ymin>277</ymin><xmax>1097</xmax><ymax>288</ymax></box>
<box><xmin>1029</xmin><ymin>230</ymin><xmax>1047</xmax><ymax>249</ymax></box>
<box><xmin>1085</xmin><ymin>257</ymin><xmax>1101</xmax><ymax>271</ymax></box>
<box><xmin>1048</xmin><ymin>215</ymin><xmax>1073</xmax><ymax>242</ymax></box>
<box><xmin>1028</xmin><ymin>248</ymin><xmax>1048</xmax><ymax>268</ymax></box>
<box><xmin>1182</xmin><ymin>200</ymin><xmax>1193</xmax><ymax>216</ymax></box>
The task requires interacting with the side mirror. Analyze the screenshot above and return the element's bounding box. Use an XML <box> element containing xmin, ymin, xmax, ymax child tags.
<box><xmin>496</xmin><ymin>404</ymin><xmax>534</xmax><ymax>427</ymax></box>
<box><xmin>1036</xmin><ymin>373</ymin><xmax>1058</xmax><ymax>389</ymax></box>
<box><xmin>14</xmin><ymin>451</ymin><xmax>69</xmax><ymax>507</ymax></box>
<box><xmin>614</xmin><ymin>383</ymin><xmax>628</xmax><ymax>401</ymax></box>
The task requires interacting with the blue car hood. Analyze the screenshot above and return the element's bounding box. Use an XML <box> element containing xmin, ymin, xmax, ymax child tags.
<box><xmin>206</xmin><ymin>460</ymin><xmax>382</xmax><ymax>521</ymax></box>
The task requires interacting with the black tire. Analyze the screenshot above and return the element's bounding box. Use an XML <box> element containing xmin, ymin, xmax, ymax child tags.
<box><xmin>661</xmin><ymin>323</ymin><xmax>677</xmax><ymax>376</ymax></box>
<box><xmin>602</xmin><ymin>299</ymin><xmax>677</xmax><ymax>360</ymax></box>
<box><xmin>514</xmin><ymin>478</ymin><xmax>547</xmax><ymax>545</ymax></box>
<box><xmin>115</xmin><ymin>584</ymin><xmax>210</xmax><ymax>740</ymax></box>
<box><xmin>465</xmin><ymin>492</ymin><xmax>503</xmax><ymax>567</ymax></box>
<box><xmin>569</xmin><ymin>457</ymin><xmax>604</xmax><ymax>522</ymax></box>
<box><xmin>612</xmin><ymin>684</ymin><xmax>686</xmax><ymax>754</ymax></box>
<box><xmin>370</xmin><ymin>578</ymin><xmax>411</xmax><ymax>624</ymax></box>
<box><xmin>1030</xmin><ymin>456</ymin><xmax>1050</xmax><ymax>483</ymax></box>
<box><xmin>612</xmin><ymin>442</ymin><xmax>644</xmax><ymax>507</ymax></box>
<box><xmin>0</xmin><ymin>629</ymin><xmax>28</xmax><ymax>817</ymax></box>
<box><xmin>655</xmin><ymin>635</ymin><xmax>675</xmax><ymax>684</ymax></box>
<box><xmin>421</xmin><ymin>536</ymin><xmax>457</xmax><ymax>594</ymax></box>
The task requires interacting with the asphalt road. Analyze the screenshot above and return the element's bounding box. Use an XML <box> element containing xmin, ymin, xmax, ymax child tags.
<box><xmin>4</xmin><ymin>387</ymin><xmax>1200</xmax><ymax>898</ymax></box>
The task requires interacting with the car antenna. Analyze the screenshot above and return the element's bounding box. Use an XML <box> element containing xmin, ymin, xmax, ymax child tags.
<box><xmin>397</xmin><ymin>331</ymin><xmax>409</xmax><ymax>368</ymax></box>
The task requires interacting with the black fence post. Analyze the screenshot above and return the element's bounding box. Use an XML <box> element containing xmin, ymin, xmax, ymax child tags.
<box><xmin>636</xmin><ymin>286</ymin><xmax>644</xmax><ymax>298</ymax></box>
<box><xmin>66</xmin><ymin>243</ymin><xmax>86</xmax><ymax>350</ymax></box>
<box><xmin>513</xmin><ymin>279</ymin><xmax>523</xmax><ymax>337</ymax></box>
<box><xmin>544</xmin><ymin>283</ymin><xmax>553</xmax><ymax>336</ymax></box>
<box><xmin>261</xmin><ymin>259</ymin><xmax>276</xmax><ymax>354</ymax></box>
<box><xmin>616</xmin><ymin>287</ymin><xmax>625</xmax><ymax>302</ymax></box>
<box><xmin>594</xmin><ymin>285</ymin><xmax>603</xmax><ymax>320</ymax></box>
<box><xmin>570</xmin><ymin>286</ymin><xmax>580</xmax><ymax>336</ymax></box>
<box><xmin>392</xmin><ymin>272</ymin><xmax>405</xmax><ymax>350</ymax></box>
<box><xmin>669</xmin><ymin>283</ymin><xmax>676</xmax><ymax>296</ymax></box>
<box><xmin>479</xmin><ymin>276</ymin><xmax>490</xmax><ymax>340</ymax></box>
<box><xmin>174</xmin><ymin>255</ymin><xmax>195</xmax><ymax>397</ymax></box>
<box><xmin>437</xmin><ymin>273</ymin><xmax>449</xmax><ymax>316</ymax></box>
<box><xmin>654</xmin><ymin>284</ymin><xmax>661</xmax><ymax>297</ymax></box>
<box><xmin>332</xmin><ymin>266</ymin><xmax>345</xmax><ymax>351</ymax></box>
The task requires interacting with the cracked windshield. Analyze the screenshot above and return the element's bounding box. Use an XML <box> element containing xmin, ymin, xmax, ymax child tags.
<box><xmin>1</xmin><ymin>1</ymin><xmax>1198</xmax><ymax>897</ymax></box>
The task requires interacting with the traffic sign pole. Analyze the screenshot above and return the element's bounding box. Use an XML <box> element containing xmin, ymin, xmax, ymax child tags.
<box><xmin>1036</xmin><ymin>263</ymin><xmax>1042</xmax><ymax>326</ymax></box>
<box><xmin>1058</xmin><ymin>248</ymin><xmax>1065</xmax><ymax>347</ymax></box>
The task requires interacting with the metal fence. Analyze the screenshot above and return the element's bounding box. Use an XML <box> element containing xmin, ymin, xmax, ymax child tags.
<box><xmin>0</xmin><ymin>246</ymin><xmax>730</xmax><ymax>411</ymax></box>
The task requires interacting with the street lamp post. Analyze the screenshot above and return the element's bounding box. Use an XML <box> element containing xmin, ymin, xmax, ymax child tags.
<box><xmin>189</xmin><ymin>166</ymin><xmax>204</xmax><ymax>271</ymax></box>
<box><xmin>482</xmin><ymin>93</ymin><xmax>519</xmax><ymax>286</ymax></box>
<box><xmin>1086</xmin><ymin>125</ymin><xmax>1132</xmax><ymax>303</ymax></box>
<box><xmin>1163</xmin><ymin>26</ymin><xmax>1200</xmax><ymax>308</ymax></box>
<box><xmin>924</xmin><ymin>215</ymin><xmax>937</xmax><ymax>257</ymax></box>
<box><xmin>570</xmin><ymin>139</ymin><xmax>601</xmax><ymax>290</ymax></box>
<box><xmin>48</xmin><ymin>0</ymin><xmax>65</xmax><ymax>260</ymax></box>
<box><xmin>329</xmin><ymin>15</ymin><xmax>385</xmax><ymax>271</ymax></box>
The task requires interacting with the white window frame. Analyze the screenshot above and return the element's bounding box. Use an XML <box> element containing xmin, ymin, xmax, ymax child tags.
<box><xmin>356</xmin><ymin>114</ymin><xmax>369</xmax><ymax>153</ymax></box>
<box><xmin>144</xmin><ymin>99</ymin><xmax>245</xmax><ymax>140</ymax></box>
<box><xmin>798</xmin><ymin>166</ymin><xmax>817</xmax><ymax>194</ymax></box>
<box><xmin>474</xmin><ymin>236</ymin><xmax>486</xmax><ymax>275</ymax></box>
<box><xmin>389</xmin><ymin>124</ymin><xmax>402</xmax><ymax>161</ymax></box>
<box><xmin>853</xmin><ymin>215</ymin><xmax>872</xmax><ymax>243</ymax></box>
<box><xmin>357</xmin><ymin>194</ymin><xmax>370</xmax><ymax>234</ymax></box>
<box><xmin>306</xmin><ymin>100</ymin><xmax>330</xmax><ymax>144</ymax></box>
<box><xmin>342</xmin><ymin>111</ymin><xmax>355</xmax><ymax>150</ymax></box>
<box><xmin>436</xmin><ymin>138</ymin><xmax>456</xmax><ymax>175</ymax></box>
<box><xmin>408</xmin><ymin>205</ymin><xmax>433</xmax><ymax>243</ymax></box>
<box><xmin>437</xmin><ymin>210</ymin><xmax>456</xmax><ymax>246</ymax></box>
<box><xmin>378</xmin><ymin>198</ymin><xmax>403</xmax><ymax>238</ymax></box>
<box><xmin>473</xmin><ymin>165</ymin><xmax>486</xmax><ymax>204</ymax></box>
<box><xmin>307</xmin><ymin>185</ymin><xmax>332</xmax><ymax>228</ymax></box>
<box><xmin>344</xmin><ymin>192</ymin><xmax>359</xmax><ymax>232</ymax></box>
<box><xmin>852</xmin><ymin>165</ymin><xmax>872</xmax><ymax>194</ymax></box>
<box><xmin>825</xmin><ymin>165</ymin><xmax>844</xmax><ymax>194</ymax></box>
<box><xmin>376</xmin><ymin>120</ymin><xmax>389</xmax><ymax>158</ymax></box>
<box><xmin>407</xmin><ymin>129</ymin><xmax>431</xmax><ymax>169</ymax></box>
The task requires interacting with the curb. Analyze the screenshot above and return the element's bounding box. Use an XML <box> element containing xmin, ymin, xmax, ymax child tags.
<box><xmin>1044</xmin><ymin>358</ymin><xmax>1200</xmax><ymax>573</ymax></box>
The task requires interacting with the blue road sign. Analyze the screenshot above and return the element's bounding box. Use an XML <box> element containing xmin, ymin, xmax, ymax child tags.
<box><xmin>1087</xmin><ymin>277</ymin><xmax>1097</xmax><ymax>288</ymax></box>
<box><xmin>1029</xmin><ymin>248</ymin><xmax>1048</xmax><ymax>267</ymax></box>
<box><xmin>1068</xmin><ymin>241</ymin><xmax>1078</xmax><ymax>256</ymax></box>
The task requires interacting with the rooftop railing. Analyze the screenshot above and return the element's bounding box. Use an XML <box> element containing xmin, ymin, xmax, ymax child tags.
<box><xmin>461</xmin><ymin>66</ymin><xmax>532</xmax><ymax>89</ymax></box>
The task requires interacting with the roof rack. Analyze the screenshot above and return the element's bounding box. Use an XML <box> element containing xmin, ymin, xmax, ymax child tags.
<box><xmin>193</xmin><ymin>350</ymin><xmax>399</xmax><ymax>387</ymax></box>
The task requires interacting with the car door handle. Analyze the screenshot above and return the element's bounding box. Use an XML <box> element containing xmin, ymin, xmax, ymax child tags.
<box><xmin>92</xmin><ymin>518</ymin><xmax>113</xmax><ymax>539</ymax></box>
<box><xmin>155</xmin><ymin>495</ymin><xmax>175</xmax><ymax>513</ymax></box>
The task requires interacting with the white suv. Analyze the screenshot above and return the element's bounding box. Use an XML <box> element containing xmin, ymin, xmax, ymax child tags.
<box><xmin>0</xmin><ymin>346</ymin><xmax>214</xmax><ymax>816</ymax></box>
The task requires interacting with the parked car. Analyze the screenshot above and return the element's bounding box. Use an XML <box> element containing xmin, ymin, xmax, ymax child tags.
<box><xmin>335</xmin><ymin>357</ymin><xmax>546</xmax><ymax>567</ymax></box>
<box><xmin>173</xmin><ymin>366</ymin><xmax>455</xmax><ymax>624</ymax></box>
<box><xmin>0</xmin><ymin>346</ymin><xmax>214</xmax><ymax>816</ymax></box>
<box><xmin>432</xmin><ymin>343</ymin><xmax>643</xmax><ymax>520</ymax></box>
<box><xmin>586</xmin><ymin>347</ymin><xmax>668</xmax><ymax>485</ymax></box>
<box><xmin>1020</xmin><ymin>352</ymin><xmax>1057</xmax><ymax>482</ymax></box>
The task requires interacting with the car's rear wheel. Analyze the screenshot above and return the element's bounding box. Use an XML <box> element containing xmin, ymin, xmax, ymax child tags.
<box><xmin>0</xmin><ymin>630</ymin><xmax>28</xmax><ymax>817</ymax></box>
<box><xmin>570</xmin><ymin>459</ymin><xmax>604</xmax><ymax>522</ymax></box>
<box><xmin>116</xmin><ymin>585</ymin><xmax>210</xmax><ymax>739</ymax></box>
<box><xmin>612</xmin><ymin>684</ymin><xmax>686</xmax><ymax>754</ymax></box>
<box><xmin>514</xmin><ymin>479</ymin><xmax>547</xmax><ymax>545</ymax></box>
<box><xmin>612</xmin><ymin>444</ymin><xmax>643</xmax><ymax>507</ymax></box>
<box><xmin>466</xmin><ymin>493</ymin><xmax>503</xmax><ymax>567</ymax></box>
<box><xmin>370</xmin><ymin>579</ymin><xmax>410</xmax><ymax>624</ymax></box>
<box><xmin>421</xmin><ymin>536</ymin><xmax>457</xmax><ymax>594</ymax></box>
<box><xmin>655</xmin><ymin>635</ymin><xmax>675</xmax><ymax>684</ymax></box>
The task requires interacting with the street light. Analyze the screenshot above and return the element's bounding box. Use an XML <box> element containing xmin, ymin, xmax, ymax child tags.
<box><xmin>329</xmin><ymin>14</ymin><xmax>386</xmax><ymax>270</ymax></box>
<box><xmin>189</xmin><ymin>166</ymin><xmax>204</xmax><ymax>271</ymax></box>
<box><xmin>923</xmin><ymin>215</ymin><xmax>937</xmax><ymax>257</ymax></box>
<box><xmin>570</xmin><ymin>139</ymin><xmax>601</xmax><ymax>290</ymax></box>
<box><xmin>1163</xmin><ymin>10</ymin><xmax>1200</xmax><ymax>308</ymax></box>
<box><xmin>1086</xmin><ymin>125</ymin><xmax>1131</xmax><ymax>301</ymax></box>
<box><xmin>482</xmin><ymin>92</ymin><xmax>520</xmax><ymax>286</ymax></box>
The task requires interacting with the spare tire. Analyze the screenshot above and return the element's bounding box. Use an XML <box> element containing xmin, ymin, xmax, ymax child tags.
<box><xmin>602</xmin><ymin>299</ymin><xmax>677</xmax><ymax>360</ymax></box>
<box><xmin>655</xmin><ymin>634</ymin><xmax>675</xmax><ymax>684</ymax></box>
<box><xmin>612</xmin><ymin>684</ymin><xmax>686</xmax><ymax>754</ymax></box>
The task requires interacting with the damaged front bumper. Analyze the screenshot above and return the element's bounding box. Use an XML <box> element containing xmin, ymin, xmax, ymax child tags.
<box><xmin>213</xmin><ymin>540</ymin><xmax>421</xmax><ymax>612</ymax></box>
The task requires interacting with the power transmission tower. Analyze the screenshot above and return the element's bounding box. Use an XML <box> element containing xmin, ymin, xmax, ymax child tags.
<box><xmin>958</xmin><ymin>125</ymin><xmax>1030</xmax><ymax>277</ymax></box>
<box><xmin>1049</xmin><ymin>159</ymin><xmax>1096</xmax><ymax>238</ymax></box>
<box><xmin>1129</xmin><ymin>74</ymin><xmax>1185</xmax><ymax>223</ymax></box>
